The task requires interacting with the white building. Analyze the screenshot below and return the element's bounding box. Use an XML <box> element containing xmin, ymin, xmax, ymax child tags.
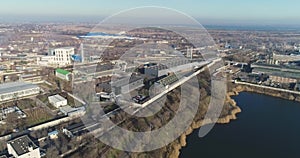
<box><xmin>36</xmin><ymin>56</ymin><xmax>54</xmax><ymax>66</ymax></box>
<box><xmin>48</xmin><ymin>94</ymin><xmax>67</xmax><ymax>108</ymax></box>
<box><xmin>0</xmin><ymin>82</ymin><xmax>40</xmax><ymax>102</ymax></box>
<box><xmin>7</xmin><ymin>135</ymin><xmax>41</xmax><ymax>158</ymax></box>
<box><xmin>59</xmin><ymin>105</ymin><xmax>85</xmax><ymax>117</ymax></box>
<box><xmin>37</xmin><ymin>47</ymin><xmax>74</xmax><ymax>67</ymax></box>
<box><xmin>143</xmin><ymin>59</ymin><xmax>205</xmax><ymax>78</ymax></box>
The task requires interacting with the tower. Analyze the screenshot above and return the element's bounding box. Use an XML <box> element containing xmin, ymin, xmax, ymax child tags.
<box><xmin>80</xmin><ymin>43</ymin><xmax>85</xmax><ymax>63</ymax></box>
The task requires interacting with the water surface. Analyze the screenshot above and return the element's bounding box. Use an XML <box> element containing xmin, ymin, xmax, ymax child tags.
<box><xmin>180</xmin><ymin>92</ymin><xmax>300</xmax><ymax>158</ymax></box>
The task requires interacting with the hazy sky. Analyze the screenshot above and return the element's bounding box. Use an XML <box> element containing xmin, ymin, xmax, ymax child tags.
<box><xmin>1</xmin><ymin>0</ymin><xmax>300</xmax><ymax>25</ymax></box>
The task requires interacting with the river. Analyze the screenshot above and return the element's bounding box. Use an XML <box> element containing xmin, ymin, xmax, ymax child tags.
<box><xmin>180</xmin><ymin>92</ymin><xmax>300</xmax><ymax>158</ymax></box>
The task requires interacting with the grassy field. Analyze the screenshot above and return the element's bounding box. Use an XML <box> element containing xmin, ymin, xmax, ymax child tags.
<box><xmin>23</xmin><ymin>107</ymin><xmax>54</xmax><ymax>126</ymax></box>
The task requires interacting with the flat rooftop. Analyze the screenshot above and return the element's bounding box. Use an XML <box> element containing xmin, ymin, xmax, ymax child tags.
<box><xmin>48</xmin><ymin>94</ymin><xmax>66</xmax><ymax>103</ymax></box>
<box><xmin>8</xmin><ymin>135</ymin><xmax>38</xmax><ymax>156</ymax></box>
<box><xmin>0</xmin><ymin>82</ymin><xmax>39</xmax><ymax>96</ymax></box>
<box><xmin>60</xmin><ymin>105</ymin><xmax>77</xmax><ymax>113</ymax></box>
<box><xmin>147</xmin><ymin>59</ymin><xmax>191</xmax><ymax>70</ymax></box>
<box><xmin>111</xmin><ymin>75</ymin><xmax>144</xmax><ymax>87</ymax></box>
<box><xmin>54</xmin><ymin>47</ymin><xmax>74</xmax><ymax>50</ymax></box>
<box><xmin>253</xmin><ymin>67</ymin><xmax>300</xmax><ymax>79</ymax></box>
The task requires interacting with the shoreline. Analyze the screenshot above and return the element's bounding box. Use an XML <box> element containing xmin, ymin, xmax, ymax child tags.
<box><xmin>173</xmin><ymin>84</ymin><xmax>300</xmax><ymax>158</ymax></box>
<box><xmin>169</xmin><ymin>91</ymin><xmax>242</xmax><ymax>157</ymax></box>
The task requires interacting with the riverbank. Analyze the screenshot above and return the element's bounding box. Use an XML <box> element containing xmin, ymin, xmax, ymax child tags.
<box><xmin>168</xmin><ymin>92</ymin><xmax>242</xmax><ymax>157</ymax></box>
<box><xmin>172</xmin><ymin>83</ymin><xmax>300</xmax><ymax>158</ymax></box>
<box><xmin>230</xmin><ymin>84</ymin><xmax>300</xmax><ymax>102</ymax></box>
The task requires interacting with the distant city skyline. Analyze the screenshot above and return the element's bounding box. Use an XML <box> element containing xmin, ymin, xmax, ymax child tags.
<box><xmin>1</xmin><ymin>0</ymin><xmax>300</xmax><ymax>25</ymax></box>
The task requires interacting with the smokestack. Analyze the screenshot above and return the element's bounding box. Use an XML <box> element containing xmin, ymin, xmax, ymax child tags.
<box><xmin>81</xmin><ymin>43</ymin><xmax>84</xmax><ymax>63</ymax></box>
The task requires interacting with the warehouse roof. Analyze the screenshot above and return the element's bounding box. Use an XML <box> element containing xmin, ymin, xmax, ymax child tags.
<box><xmin>253</xmin><ymin>67</ymin><xmax>300</xmax><ymax>79</ymax></box>
<box><xmin>0</xmin><ymin>82</ymin><xmax>39</xmax><ymax>95</ymax></box>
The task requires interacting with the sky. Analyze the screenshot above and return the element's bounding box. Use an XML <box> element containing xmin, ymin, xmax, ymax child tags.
<box><xmin>1</xmin><ymin>0</ymin><xmax>300</xmax><ymax>25</ymax></box>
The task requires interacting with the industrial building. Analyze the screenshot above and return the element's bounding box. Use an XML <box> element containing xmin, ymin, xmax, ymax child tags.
<box><xmin>7</xmin><ymin>135</ymin><xmax>41</xmax><ymax>158</ymax></box>
<box><xmin>272</xmin><ymin>53</ymin><xmax>300</xmax><ymax>62</ymax></box>
<box><xmin>143</xmin><ymin>59</ymin><xmax>204</xmax><ymax>78</ymax></box>
<box><xmin>144</xmin><ymin>64</ymin><xmax>169</xmax><ymax>78</ymax></box>
<box><xmin>37</xmin><ymin>47</ymin><xmax>74</xmax><ymax>67</ymax></box>
<box><xmin>0</xmin><ymin>82</ymin><xmax>40</xmax><ymax>102</ymax></box>
<box><xmin>156</xmin><ymin>74</ymin><xmax>179</xmax><ymax>87</ymax></box>
<box><xmin>48</xmin><ymin>94</ymin><xmax>67</xmax><ymax>108</ymax></box>
<box><xmin>296</xmin><ymin>83</ymin><xmax>300</xmax><ymax>91</ymax></box>
<box><xmin>269</xmin><ymin>75</ymin><xmax>297</xmax><ymax>84</ymax></box>
<box><xmin>55</xmin><ymin>69</ymin><xmax>71</xmax><ymax>81</ymax></box>
<box><xmin>252</xmin><ymin>64</ymin><xmax>300</xmax><ymax>80</ymax></box>
<box><xmin>111</xmin><ymin>75</ymin><xmax>144</xmax><ymax>95</ymax></box>
<box><xmin>63</xmin><ymin>121</ymin><xmax>99</xmax><ymax>138</ymax></box>
<box><xmin>59</xmin><ymin>105</ymin><xmax>85</xmax><ymax>117</ymax></box>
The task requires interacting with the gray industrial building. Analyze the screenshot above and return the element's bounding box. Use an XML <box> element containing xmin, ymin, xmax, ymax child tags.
<box><xmin>252</xmin><ymin>64</ymin><xmax>300</xmax><ymax>79</ymax></box>
<box><xmin>111</xmin><ymin>75</ymin><xmax>144</xmax><ymax>95</ymax></box>
<box><xmin>144</xmin><ymin>59</ymin><xmax>204</xmax><ymax>78</ymax></box>
<box><xmin>0</xmin><ymin>82</ymin><xmax>40</xmax><ymax>102</ymax></box>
